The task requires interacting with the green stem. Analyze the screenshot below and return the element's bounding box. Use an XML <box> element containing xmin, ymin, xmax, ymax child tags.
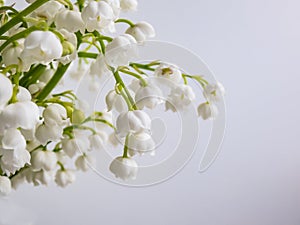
<box><xmin>20</xmin><ymin>64</ymin><xmax>46</xmax><ymax>88</ymax></box>
<box><xmin>0</xmin><ymin>26</ymin><xmax>42</xmax><ymax>52</ymax></box>
<box><xmin>119</xmin><ymin>69</ymin><xmax>147</xmax><ymax>87</ymax></box>
<box><xmin>78</xmin><ymin>51</ymin><xmax>98</xmax><ymax>59</ymax></box>
<box><xmin>115</xmin><ymin>18</ymin><xmax>135</xmax><ymax>27</ymax></box>
<box><xmin>122</xmin><ymin>134</ymin><xmax>130</xmax><ymax>158</ymax></box>
<box><xmin>36</xmin><ymin>63</ymin><xmax>71</xmax><ymax>101</ymax></box>
<box><xmin>0</xmin><ymin>0</ymin><xmax>48</xmax><ymax>36</ymax></box>
<box><xmin>113</xmin><ymin>70</ymin><xmax>137</xmax><ymax>110</ymax></box>
<box><xmin>0</xmin><ymin>6</ymin><xmax>19</xmax><ymax>14</ymax></box>
<box><xmin>10</xmin><ymin>72</ymin><xmax>20</xmax><ymax>103</ymax></box>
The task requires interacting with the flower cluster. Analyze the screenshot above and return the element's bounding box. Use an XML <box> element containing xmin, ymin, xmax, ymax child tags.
<box><xmin>0</xmin><ymin>0</ymin><xmax>224</xmax><ymax>195</ymax></box>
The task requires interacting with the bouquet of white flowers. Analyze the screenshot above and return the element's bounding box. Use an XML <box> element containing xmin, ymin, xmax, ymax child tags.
<box><xmin>0</xmin><ymin>0</ymin><xmax>224</xmax><ymax>195</ymax></box>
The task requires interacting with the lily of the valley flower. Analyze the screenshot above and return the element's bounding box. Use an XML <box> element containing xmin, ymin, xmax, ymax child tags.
<box><xmin>203</xmin><ymin>82</ymin><xmax>225</xmax><ymax>102</ymax></box>
<box><xmin>135</xmin><ymin>82</ymin><xmax>164</xmax><ymax>109</ymax></box>
<box><xmin>30</xmin><ymin>170</ymin><xmax>54</xmax><ymax>186</ymax></box>
<box><xmin>165</xmin><ymin>84</ymin><xmax>196</xmax><ymax>112</ymax></box>
<box><xmin>109</xmin><ymin>156</ymin><xmax>138</xmax><ymax>181</ymax></box>
<box><xmin>0</xmin><ymin>176</ymin><xmax>12</xmax><ymax>196</ymax></box>
<box><xmin>0</xmin><ymin>74</ymin><xmax>13</xmax><ymax>110</ymax></box>
<box><xmin>120</xmin><ymin>0</ymin><xmax>138</xmax><ymax>11</ymax></box>
<box><xmin>75</xmin><ymin>154</ymin><xmax>96</xmax><ymax>172</ymax></box>
<box><xmin>0</xmin><ymin>101</ymin><xmax>40</xmax><ymax>135</ymax></box>
<box><xmin>106</xmin><ymin>89</ymin><xmax>135</xmax><ymax>113</ymax></box>
<box><xmin>32</xmin><ymin>0</ymin><xmax>63</xmax><ymax>24</ymax></box>
<box><xmin>61</xmin><ymin>137</ymin><xmax>89</xmax><ymax>158</ymax></box>
<box><xmin>154</xmin><ymin>63</ymin><xmax>182</xmax><ymax>84</ymax></box>
<box><xmin>31</xmin><ymin>150</ymin><xmax>57</xmax><ymax>171</ymax></box>
<box><xmin>81</xmin><ymin>1</ymin><xmax>115</xmax><ymax>32</ymax></box>
<box><xmin>35</xmin><ymin>123</ymin><xmax>64</xmax><ymax>145</ymax></box>
<box><xmin>43</xmin><ymin>103</ymin><xmax>68</xmax><ymax>127</ymax></box>
<box><xmin>89</xmin><ymin>133</ymin><xmax>108</xmax><ymax>151</ymax></box>
<box><xmin>20</xmin><ymin>31</ymin><xmax>63</xmax><ymax>71</ymax></box>
<box><xmin>126</xmin><ymin>21</ymin><xmax>155</xmax><ymax>42</ymax></box>
<box><xmin>2</xmin><ymin>40</ymin><xmax>24</xmax><ymax>67</ymax></box>
<box><xmin>116</xmin><ymin>110</ymin><xmax>151</xmax><ymax>137</ymax></box>
<box><xmin>197</xmin><ymin>102</ymin><xmax>218</xmax><ymax>120</ymax></box>
<box><xmin>105</xmin><ymin>34</ymin><xmax>138</xmax><ymax>67</ymax></box>
<box><xmin>89</xmin><ymin>54</ymin><xmax>111</xmax><ymax>78</ymax></box>
<box><xmin>127</xmin><ymin>132</ymin><xmax>156</xmax><ymax>156</ymax></box>
<box><xmin>55</xmin><ymin>169</ymin><xmax>76</xmax><ymax>188</ymax></box>
<box><xmin>55</xmin><ymin>9</ymin><xmax>85</xmax><ymax>33</ymax></box>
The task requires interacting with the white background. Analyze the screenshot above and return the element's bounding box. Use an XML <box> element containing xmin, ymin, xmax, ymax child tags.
<box><xmin>3</xmin><ymin>0</ymin><xmax>300</xmax><ymax>224</ymax></box>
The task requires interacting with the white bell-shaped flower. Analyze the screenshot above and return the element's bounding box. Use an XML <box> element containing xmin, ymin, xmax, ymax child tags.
<box><xmin>103</xmin><ymin>0</ymin><xmax>121</xmax><ymax>18</ymax></box>
<box><xmin>109</xmin><ymin>156</ymin><xmax>138</xmax><ymax>181</ymax></box>
<box><xmin>31</xmin><ymin>150</ymin><xmax>57</xmax><ymax>171</ymax></box>
<box><xmin>32</xmin><ymin>0</ymin><xmax>63</xmax><ymax>24</ymax></box>
<box><xmin>165</xmin><ymin>84</ymin><xmax>195</xmax><ymax>112</ymax></box>
<box><xmin>203</xmin><ymin>82</ymin><xmax>225</xmax><ymax>102</ymax></box>
<box><xmin>120</xmin><ymin>0</ymin><xmax>138</xmax><ymax>11</ymax></box>
<box><xmin>1</xmin><ymin>148</ymin><xmax>31</xmax><ymax>175</ymax></box>
<box><xmin>17</xmin><ymin>86</ymin><xmax>32</xmax><ymax>102</ymax></box>
<box><xmin>135</xmin><ymin>83</ymin><xmax>164</xmax><ymax>109</ymax></box>
<box><xmin>20</xmin><ymin>31</ymin><xmax>63</xmax><ymax>71</ymax></box>
<box><xmin>106</xmin><ymin>89</ymin><xmax>135</xmax><ymax>113</ymax></box>
<box><xmin>0</xmin><ymin>74</ymin><xmax>13</xmax><ymax>110</ymax></box>
<box><xmin>89</xmin><ymin>132</ymin><xmax>108</xmax><ymax>150</ymax></box>
<box><xmin>55</xmin><ymin>9</ymin><xmax>85</xmax><ymax>33</ymax></box>
<box><xmin>43</xmin><ymin>103</ymin><xmax>68</xmax><ymax>126</ymax></box>
<box><xmin>1</xmin><ymin>128</ymin><xmax>26</xmax><ymax>151</ymax></box>
<box><xmin>31</xmin><ymin>170</ymin><xmax>54</xmax><ymax>186</ymax></box>
<box><xmin>127</xmin><ymin>132</ymin><xmax>156</xmax><ymax>156</ymax></box>
<box><xmin>0</xmin><ymin>101</ymin><xmax>40</xmax><ymax>134</ymax></box>
<box><xmin>2</xmin><ymin>40</ymin><xmax>23</xmax><ymax>67</ymax></box>
<box><xmin>105</xmin><ymin>34</ymin><xmax>138</xmax><ymax>67</ymax></box>
<box><xmin>81</xmin><ymin>1</ymin><xmax>115</xmax><ymax>32</ymax></box>
<box><xmin>75</xmin><ymin>154</ymin><xmax>96</xmax><ymax>172</ymax></box>
<box><xmin>10</xmin><ymin>173</ymin><xmax>26</xmax><ymax>190</ymax></box>
<box><xmin>61</xmin><ymin>137</ymin><xmax>89</xmax><ymax>158</ymax></box>
<box><xmin>35</xmin><ymin>123</ymin><xmax>64</xmax><ymax>145</ymax></box>
<box><xmin>116</xmin><ymin>110</ymin><xmax>151</xmax><ymax>137</ymax></box>
<box><xmin>154</xmin><ymin>63</ymin><xmax>182</xmax><ymax>85</ymax></box>
<box><xmin>59</xmin><ymin>29</ymin><xmax>78</xmax><ymax>65</ymax></box>
<box><xmin>0</xmin><ymin>176</ymin><xmax>12</xmax><ymax>196</ymax></box>
<box><xmin>89</xmin><ymin>54</ymin><xmax>111</xmax><ymax>78</ymax></box>
<box><xmin>197</xmin><ymin>102</ymin><xmax>218</xmax><ymax>120</ymax></box>
<box><xmin>126</xmin><ymin>21</ymin><xmax>155</xmax><ymax>42</ymax></box>
<box><xmin>55</xmin><ymin>169</ymin><xmax>76</xmax><ymax>188</ymax></box>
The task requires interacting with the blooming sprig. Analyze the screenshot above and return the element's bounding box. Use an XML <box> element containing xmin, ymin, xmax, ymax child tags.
<box><xmin>0</xmin><ymin>0</ymin><xmax>225</xmax><ymax>195</ymax></box>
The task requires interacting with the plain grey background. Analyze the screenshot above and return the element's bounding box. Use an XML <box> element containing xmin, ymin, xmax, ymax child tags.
<box><xmin>2</xmin><ymin>0</ymin><xmax>300</xmax><ymax>224</ymax></box>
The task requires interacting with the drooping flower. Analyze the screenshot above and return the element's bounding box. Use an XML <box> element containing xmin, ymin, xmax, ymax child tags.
<box><xmin>0</xmin><ymin>74</ymin><xmax>13</xmax><ymax>110</ymax></box>
<box><xmin>89</xmin><ymin>54</ymin><xmax>111</xmax><ymax>78</ymax></box>
<box><xmin>75</xmin><ymin>154</ymin><xmax>96</xmax><ymax>172</ymax></box>
<box><xmin>0</xmin><ymin>176</ymin><xmax>12</xmax><ymax>196</ymax></box>
<box><xmin>165</xmin><ymin>84</ymin><xmax>196</xmax><ymax>112</ymax></box>
<box><xmin>203</xmin><ymin>82</ymin><xmax>225</xmax><ymax>102</ymax></box>
<box><xmin>55</xmin><ymin>169</ymin><xmax>76</xmax><ymax>188</ymax></box>
<box><xmin>35</xmin><ymin>123</ymin><xmax>64</xmax><ymax>146</ymax></box>
<box><xmin>109</xmin><ymin>156</ymin><xmax>138</xmax><ymax>181</ymax></box>
<box><xmin>59</xmin><ymin>29</ymin><xmax>78</xmax><ymax>65</ymax></box>
<box><xmin>135</xmin><ymin>82</ymin><xmax>164</xmax><ymax>109</ymax></box>
<box><xmin>81</xmin><ymin>1</ymin><xmax>115</xmax><ymax>32</ymax></box>
<box><xmin>31</xmin><ymin>150</ymin><xmax>57</xmax><ymax>171</ymax></box>
<box><xmin>127</xmin><ymin>132</ymin><xmax>155</xmax><ymax>156</ymax></box>
<box><xmin>154</xmin><ymin>63</ymin><xmax>182</xmax><ymax>85</ymax></box>
<box><xmin>105</xmin><ymin>34</ymin><xmax>138</xmax><ymax>67</ymax></box>
<box><xmin>30</xmin><ymin>170</ymin><xmax>54</xmax><ymax>186</ymax></box>
<box><xmin>120</xmin><ymin>0</ymin><xmax>138</xmax><ymax>11</ymax></box>
<box><xmin>197</xmin><ymin>102</ymin><xmax>218</xmax><ymax>120</ymax></box>
<box><xmin>55</xmin><ymin>8</ymin><xmax>85</xmax><ymax>33</ymax></box>
<box><xmin>105</xmin><ymin>89</ymin><xmax>135</xmax><ymax>113</ymax></box>
<box><xmin>89</xmin><ymin>132</ymin><xmax>108</xmax><ymax>151</ymax></box>
<box><xmin>20</xmin><ymin>31</ymin><xmax>63</xmax><ymax>71</ymax></box>
<box><xmin>126</xmin><ymin>21</ymin><xmax>155</xmax><ymax>42</ymax></box>
<box><xmin>31</xmin><ymin>0</ymin><xmax>63</xmax><ymax>24</ymax></box>
<box><xmin>0</xmin><ymin>101</ymin><xmax>40</xmax><ymax>135</ymax></box>
<box><xmin>61</xmin><ymin>137</ymin><xmax>89</xmax><ymax>158</ymax></box>
<box><xmin>116</xmin><ymin>110</ymin><xmax>151</xmax><ymax>137</ymax></box>
<box><xmin>43</xmin><ymin>103</ymin><xmax>68</xmax><ymax>127</ymax></box>
<box><xmin>2</xmin><ymin>40</ymin><xmax>24</xmax><ymax>67</ymax></box>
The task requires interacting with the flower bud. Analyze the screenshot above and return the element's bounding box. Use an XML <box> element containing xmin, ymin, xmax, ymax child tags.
<box><xmin>62</xmin><ymin>40</ymin><xmax>75</xmax><ymax>57</ymax></box>
<box><xmin>109</xmin><ymin>156</ymin><xmax>138</xmax><ymax>181</ymax></box>
<box><xmin>71</xmin><ymin>109</ymin><xmax>85</xmax><ymax>124</ymax></box>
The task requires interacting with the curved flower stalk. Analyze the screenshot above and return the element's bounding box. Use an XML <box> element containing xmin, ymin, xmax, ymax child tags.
<box><xmin>0</xmin><ymin>0</ymin><xmax>225</xmax><ymax>194</ymax></box>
